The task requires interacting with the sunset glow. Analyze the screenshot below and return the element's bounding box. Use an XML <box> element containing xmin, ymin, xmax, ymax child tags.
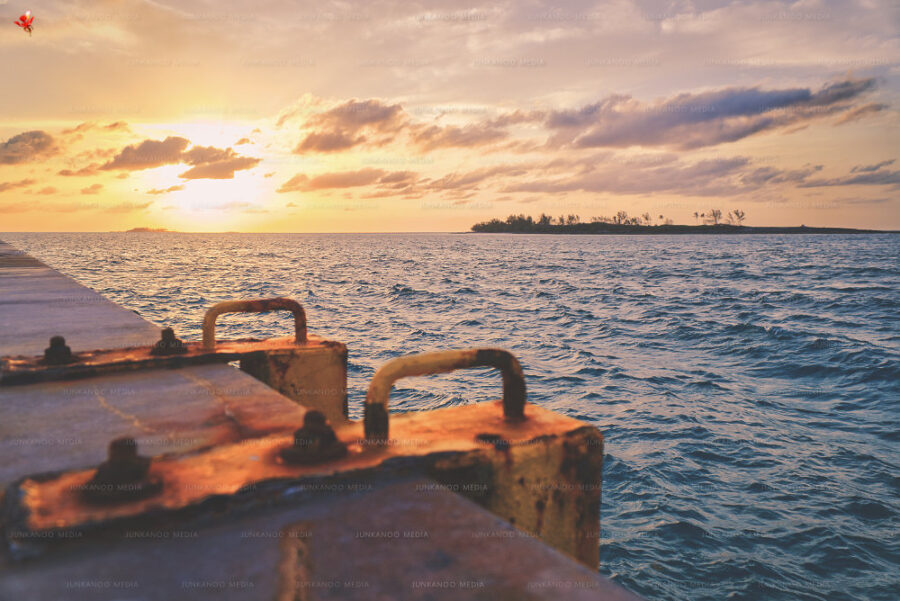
<box><xmin>1</xmin><ymin>1</ymin><xmax>897</xmax><ymax>232</ymax></box>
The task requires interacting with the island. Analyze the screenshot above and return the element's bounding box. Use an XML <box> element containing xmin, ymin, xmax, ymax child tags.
<box><xmin>471</xmin><ymin>212</ymin><xmax>894</xmax><ymax>234</ymax></box>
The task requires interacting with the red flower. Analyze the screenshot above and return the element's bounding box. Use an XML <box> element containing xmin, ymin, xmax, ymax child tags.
<box><xmin>15</xmin><ymin>11</ymin><xmax>35</xmax><ymax>31</ymax></box>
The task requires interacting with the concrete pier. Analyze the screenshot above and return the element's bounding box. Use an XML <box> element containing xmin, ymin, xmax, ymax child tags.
<box><xmin>0</xmin><ymin>240</ymin><xmax>308</xmax><ymax>487</ymax></box>
<box><xmin>0</xmin><ymin>239</ymin><xmax>643</xmax><ymax>600</ymax></box>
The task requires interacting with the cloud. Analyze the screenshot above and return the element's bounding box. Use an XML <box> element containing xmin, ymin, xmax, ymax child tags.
<box><xmin>179</xmin><ymin>155</ymin><xmax>261</xmax><ymax>179</ymax></box>
<box><xmin>837</xmin><ymin>197</ymin><xmax>894</xmax><ymax>205</ymax></box>
<box><xmin>738</xmin><ymin>165</ymin><xmax>822</xmax><ymax>187</ymax></box>
<box><xmin>58</xmin><ymin>164</ymin><xmax>101</xmax><ymax>176</ymax></box>
<box><xmin>501</xmin><ymin>155</ymin><xmax>764</xmax><ymax>197</ymax></box>
<box><xmin>833</xmin><ymin>103</ymin><xmax>887</xmax><ymax>125</ymax></box>
<box><xmin>235</xmin><ymin>138</ymin><xmax>251</xmax><ymax>145</ymax></box>
<box><xmin>545</xmin><ymin>78</ymin><xmax>879</xmax><ymax>150</ymax></box>
<box><xmin>295</xmin><ymin>131</ymin><xmax>366</xmax><ymax>153</ymax></box>
<box><xmin>181</xmin><ymin>146</ymin><xmax>234</xmax><ymax>165</ymax></box>
<box><xmin>288</xmin><ymin>97</ymin><xmax>537</xmax><ymax>155</ymax></box>
<box><xmin>293</xmin><ymin>99</ymin><xmax>406</xmax><ymax>154</ymax></box>
<box><xmin>147</xmin><ymin>185</ymin><xmax>185</xmax><ymax>195</ymax></box>
<box><xmin>410</xmin><ymin>123</ymin><xmax>508</xmax><ymax>151</ymax></box>
<box><xmin>0</xmin><ymin>178</ymin><xmax>36</xmax><ymax>193</ymax></box>
<box><xmin>104</xmin><ymin>201</ymin><xmax>153</xmax><ymax>213</ymax></box>
<box><xmin>278</xmin><ymin>168</ymin><xmax>422</xmax><ymax>193</ymax></box>
<box><xmin>851</xmin><ymin>160</ymin><xmax>895</xmax><ymax>173</ymax></box>
<box><xmin>36</xmin><ymin>186</ymin><xmax>58</xmax><ymax>195</ymax></box>
<box><xmin>101</xmin><ymin>137</ymin><xmax>190</xmax><ymax>171</ymax></box>
<box><xmin>0</xmin><ymin>131</ymin><xmax>58</xmax><ymax>164</ymax></box>
<box><xmin>62</xmin><ymin>121</ymin><xmax>130</xmax><ymax>135</ymax></box>
<box><xmin>60</xmin><ymin>122</ymin><xmax>132</xmax><ymax>144</ymax></box>
<box><xmin>278</xmin><ymin>78</ymin><xmax>880</xmax><ymax>160</ymax></box>
<box><xmin>309</xmin><ymin>99</ymin><xmax>405</xmax><ymax>133</ymax></box>
<box><xmin>100</xmin><ymin>137</ymin><xmax>260</xmax><ymax>179</ymax></box>
<box><xmin>80</xmin><ymin>183</ymin><xmax>104</xmax><ymax>195</ymax></box>
<box><xmin>61</xmin><ymin>122</ymin><xmax>95</xmax><ymax>136</ymax></box>
<box><xmin>427</xmin><ymin>164</ymin><xmax>529</xmax><ymax>191</ymax></box>
<box><xmin>799</xmin><ymin>170</ymin><xmax>900</xmax><ymax>188</ymax></box>
<box><xmin>278</xmin><ymin>168</ymin><xmax>387</xmax><ymax>192</ymax></box>
<box><xmin>376</xmin><ymin>170</ymin><xmax>418</xmax><ymax>188</ymax></box>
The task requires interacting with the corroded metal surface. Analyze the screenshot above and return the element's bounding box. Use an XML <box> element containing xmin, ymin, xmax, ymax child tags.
<box><xmin>364</xmin><ymin>349</ymin><xmax>526</xmax><ymax>440</ymax></box>
<box><xmin>1</xmin><ymin>335</ymin><xmax>339</xmax><ymax>386</ymax></box>
<box><xmin>0</xmin><ymin>364</ymin><xmax>310</xmax><ymax>491</ymax></box>
<box><xmin>202</xmin><ymin>298</ymin><xmax>307</xmax><ymax>349</ymax></box>
<box><xmin>5</xmin><ymin>400</ymin><xmax>602</xmax><ymax>566</ymax></box>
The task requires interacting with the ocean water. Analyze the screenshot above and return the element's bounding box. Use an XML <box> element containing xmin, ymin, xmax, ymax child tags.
<box><xmin>2</xmin><ymin>232</ymin><xmax>898</xmax><ymax>601</ymax></box>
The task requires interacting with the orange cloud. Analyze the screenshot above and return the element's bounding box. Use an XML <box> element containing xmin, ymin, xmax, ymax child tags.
<box><xmin>0</xmin><ymin>178</ymin><xmax>36</xmax><ymax>193</ymax></box>
<box><xmin>100</xmin><ymin>137</ymin><xmax>190</xmax><ymax>171</ymax></box>
<box><xmin>0</xmin><ymin>131</ymin><xmax>58</xmax><ymax>164</ymax></box>
<box><xmin>146</xmin><ymin>185</ymin><xmax>185</xmax><ymax>195</ymax></box>
<box><xmin>278</xmin><ymin>168</ymin><xmax>388</xmax><ymax>192</ymax></box>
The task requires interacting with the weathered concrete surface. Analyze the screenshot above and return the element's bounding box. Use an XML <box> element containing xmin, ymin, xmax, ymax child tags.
<box><xmin>0</xmin><ymin>240</ymin><xmax>307</xmax><ymax>488</ymax></box>
<box><xmin>1</xmin><ymin>479</ymin><xmax>641</xmax><ymax>601</ymax></box>
<box><xmin>0</xmin><ymin>241</ymin><xmax>160</xmax><ymax>355</ymax></box>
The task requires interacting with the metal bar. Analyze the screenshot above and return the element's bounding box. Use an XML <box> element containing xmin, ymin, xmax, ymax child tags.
<box><xmin>364</xmin><ymin>348</ymin><xmax>527</xmax><ymax>441</ymax></box>
<box><xmin>202</xmin><ymin>298</ymin><xmax>307</xmax><ymax>349</ymax></box>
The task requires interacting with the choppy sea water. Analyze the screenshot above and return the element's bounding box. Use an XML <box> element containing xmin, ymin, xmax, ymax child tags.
<box><xmin>2</xmin><ymin>232</ymin><xmax>898</xmax><ymax>601</ymax></box>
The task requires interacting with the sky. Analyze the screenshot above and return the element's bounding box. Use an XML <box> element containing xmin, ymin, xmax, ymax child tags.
<box><xmin>0</xmin><ymin>0</ymin><xmax>898</xmax><ymax>232</ymax></box>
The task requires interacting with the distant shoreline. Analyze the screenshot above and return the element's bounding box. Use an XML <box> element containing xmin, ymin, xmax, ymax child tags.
<box><xmin>468</xmin><ymin>223</ymin><xmax>897</xmax><ymax>235</ymax></box>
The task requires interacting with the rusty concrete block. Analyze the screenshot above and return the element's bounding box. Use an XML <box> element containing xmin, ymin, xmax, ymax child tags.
<box><xmin>239</xmin><ymin>342</ymin><xmax>348</xmax><ymax>425</ymax></box>
<box><xmin>4</xmin><ymin>401</ymin><xmax>602</xmax><ymax>568</ymax></box>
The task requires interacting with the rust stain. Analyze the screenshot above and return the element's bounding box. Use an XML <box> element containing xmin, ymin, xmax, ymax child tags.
<box><xmin>1</xmin><ymin>335</ymin><xmax>336</xmax><ymax>387</ymax></box>
<box><xmin>15</xmin><ymin>401</ymin><xmax>589</xmax><ymax>533</ymax></box>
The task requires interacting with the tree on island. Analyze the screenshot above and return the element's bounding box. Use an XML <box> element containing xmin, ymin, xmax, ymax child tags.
<box><xmin>470</xmin><ymin>209</ymin><xmax>754</xmax><ymax>233</ymax></box>
<box><xmin>729</xmin><ymin>209</ymin><xmax>746</xmax><ymax>225</ymax></box>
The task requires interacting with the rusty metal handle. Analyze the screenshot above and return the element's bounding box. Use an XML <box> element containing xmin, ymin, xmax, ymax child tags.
<box><xmin>363</xmin><ymin>348</ymin><xmax>526</xmax><ymax>441</ymax></box>
<box><xmin>202</xmin><ymin>298</ymin><xmax>307</xmax><ymax>349</ymax></box>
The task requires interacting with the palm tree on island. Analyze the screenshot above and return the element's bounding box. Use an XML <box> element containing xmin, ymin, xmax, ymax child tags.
<box><xmin>469</xmin><ymin>210</ymin><xmax>888</xmax><ymax>234</ymax></box>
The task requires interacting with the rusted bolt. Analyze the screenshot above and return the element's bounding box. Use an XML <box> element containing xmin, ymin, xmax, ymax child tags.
<box><xmin>150</xmin><ymin>327</ymin><xmax>187</xmax><ymax>355</ymax></box>
<box><xmin>42</xmin><ymin>335</ymin><xmax>75</xmax><ymax>365</ymax></box>
<box><xmin>80</xmin><ymin>437</ymin><xmax>162</xmax><ymax>504</ymax></box>
<box><xmin>279</xmin><ymin>410</ymin><xmax>347</xmax><ymax>465</ymax></box>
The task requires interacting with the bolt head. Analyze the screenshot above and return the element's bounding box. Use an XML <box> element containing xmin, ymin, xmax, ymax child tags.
<box><xmin>108</xmin><ymin>437</ymin><xmax>139</xmax><ymax>462</ymax></box>
<box><xmin>303</xmin><ymin>410</ymin><xmax>327</xmax><ymax>428</ymax></box>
